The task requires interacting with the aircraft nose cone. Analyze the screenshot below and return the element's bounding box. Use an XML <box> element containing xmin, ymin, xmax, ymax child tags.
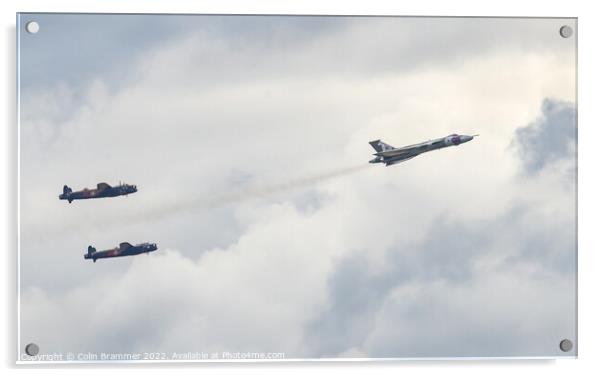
<box><xmin>461</xmin><ymin>135</ymin><xmax>473</xmax><ymax>143</ymax></box>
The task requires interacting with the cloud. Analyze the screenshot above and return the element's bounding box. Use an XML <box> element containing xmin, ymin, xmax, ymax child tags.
<box><xmin>22</xmin><ymin>200</ymin><xmax>344</xmax><ymax>355</ymax></box>
<box><xmin>19</xmin><ymin>16</ymin><xmax>576</xmax><ymax>359</ymax></box>
<box><xmin>304</xmin><ymin>202</ymin><xmax>576</xmax><ymax>358</ymax></box>
<box><xmin>513</xmin><ymin>98</ymin><xmax>576</xmax><ymax>174</ymax></box>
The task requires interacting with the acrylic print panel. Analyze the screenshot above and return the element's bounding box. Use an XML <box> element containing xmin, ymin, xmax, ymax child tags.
<box><xmin>17</xmin><ymin>14</ymin><xmax>577</xmax><ymax>362</ymax></box>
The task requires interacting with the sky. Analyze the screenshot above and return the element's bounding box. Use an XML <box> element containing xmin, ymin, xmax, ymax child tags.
<box><xmin>18</xmin><ymin>14</ymin><xmax>577</xmax><ymax>360</ymax></box>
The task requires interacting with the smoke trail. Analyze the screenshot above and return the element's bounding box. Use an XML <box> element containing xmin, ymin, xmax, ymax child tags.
<box><xmin>201</xmin><ymin>163</ymin><xmax>370</xmax><ymax>208</ymax></box>
<box><xmin>142</xmin><ymin>163</ymin><xmax>371</xmax><ymax>220</ymax></box>
<box><xmin>114</xmin><ymin>163</ymin><xmax>372</xmax><ymax>225</ymax></box>
<box><xmin>25</xmin><ymin>163</ymin><xmax>372</xmax><ymax>236</ymax></box>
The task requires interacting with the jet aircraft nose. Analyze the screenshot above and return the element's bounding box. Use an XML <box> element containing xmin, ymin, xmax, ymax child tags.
<box><xmin>460</xmin><ymin>135</ymin><xmax>474</xmax><ymax>143</ymax></box>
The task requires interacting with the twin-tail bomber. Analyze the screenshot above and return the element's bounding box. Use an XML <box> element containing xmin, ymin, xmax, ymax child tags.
<box><xmin>59</xmin><ymin>182</ymin><xmax>137</xmax><ymax>203</ymax></box>
<box><xmin>84</xmin><ymin>242</ymin><xmax>158</xmax><ymax>263</ymax></box>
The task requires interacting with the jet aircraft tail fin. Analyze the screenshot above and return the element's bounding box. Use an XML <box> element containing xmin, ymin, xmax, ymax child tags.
<box><xmin>369</xmin><ymin>140</ymin><xmax>395</xmax><ymax>153</ymax></box>
<box><xmin>63</xmin><ymin>185</ymin><xmax>72</xmax><ymax>195</ymax></box>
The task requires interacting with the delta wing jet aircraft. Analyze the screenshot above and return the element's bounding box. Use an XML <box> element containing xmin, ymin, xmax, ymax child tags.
<box><xmin>59</xmin><ymin>182</ymin><xmax>137</xmax><ymax>203</ymax></box>
<box><xmin>369</xmin><ymin>134</ymin><xmax>477</xmax><ymax>166</ymax></box>
<box><xmin>84</xmin><ymin>242</ymin><xmax>158</xmax><ymax>262</ymax></box>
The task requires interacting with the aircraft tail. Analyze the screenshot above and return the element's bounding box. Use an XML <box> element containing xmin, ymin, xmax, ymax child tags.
<box><xmin>87</xmin><ymin>246</ymin><xmax>96</xmax><ymax>256</ymax></box>
<box><xmin>63</xmin><ymin>185</ymin><xmax>72</xmax><ymax>195</ymax></box>
<box><xmin>369</xmin><ymin>140</ymin><xmax>395</xmax><ymax>153</ymax></box>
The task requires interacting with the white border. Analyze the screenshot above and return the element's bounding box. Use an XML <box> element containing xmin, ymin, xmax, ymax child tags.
<box><xmin>13</xmin><ymin>11</ymin><xmax>579</xmax><ymax>365</ymax></box>
<box><xmin>3</xmin><ymin>0</ymin><xmax>602</xmax><ymax>375</ymax></box>
<box><xmin>15</xmin><ymin>10</ymin><xmax>21</xmax><ymax>371</ymax></box>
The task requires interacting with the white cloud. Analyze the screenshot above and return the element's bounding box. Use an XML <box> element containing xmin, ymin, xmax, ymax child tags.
<box><xmin>19</xmin><ymin>16</ymin><xmax>576</xmax><ymax>359</ymax></box>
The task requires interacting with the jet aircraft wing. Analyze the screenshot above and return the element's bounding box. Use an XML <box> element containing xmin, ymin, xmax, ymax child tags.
<box><xmin>376</xmin><ymin>147</ymin><xmax>422</xmax><ymax>157</ymax></box>
<box><xmin>383</xmin><ymin>154</ymin><xmax>420</xmax><ymax>166</ymax></box>
<box><xmin>375</xmin><ymin>139</ymin><xmax>446</xmax><ymax>157</ymax></box>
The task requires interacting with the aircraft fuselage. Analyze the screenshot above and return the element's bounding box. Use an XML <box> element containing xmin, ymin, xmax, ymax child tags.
<box><xmin>84</xmin><ymin>242</ymin><xmax>158</xmax><ymax>263</ymax></box>
<box><xmin>59</xmin><ymin>182</ymin><xmax>137</xmax><ymax>203</ymax></box>
<box><xmin>369</xmin><ymin>134</ymin><xmax>476</xmax><ymax>166</ymax></box>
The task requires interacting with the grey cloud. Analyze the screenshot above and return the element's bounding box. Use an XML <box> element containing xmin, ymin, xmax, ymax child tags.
<box><xmin>18</xmin><ymin>14</ymin><xmax>343</xmax><ymax>93</ymax></box>
<box><xmin>18</xmin><ymin>15</ymin><xmax>576</xmax><ymax>360</ymax></box>
<box><xmin>304</xmin><ymin>205</ymin><xmax>576</xmax><ymax>358</ymax></box>
<box><xmin>19</xmin><ymin>14</ymin><xmax>190</xmax><ymax>91</ymax></box>
<box><xmin>19</xmin><ymin>15</ymin><xmax>575</xmax><ymax>110</ymax></box>
<box><xmin>513</xmin><ymin>98</ymin><xmax>576</xmax><ymax>174</ymax></box>
<box><xmin>362</xmin><ymin>270</ymin><xmax>574</xmax><ymax>358</ymax></box>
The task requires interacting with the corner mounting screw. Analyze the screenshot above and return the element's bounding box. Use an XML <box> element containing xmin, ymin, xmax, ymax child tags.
<box><xmin>559</xmin><ymin>339</ymin><xmax>573</xmax><ymax>352</ymax></box>
<box><xmin>559</xmin><ymin>25</ymin><xmax>573</xmax><ymax>38</ymax></box>
<box><xmin>25</xmin><ymin>343</ymin><xmax>39</xmax><ymax>356</ymax></box>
